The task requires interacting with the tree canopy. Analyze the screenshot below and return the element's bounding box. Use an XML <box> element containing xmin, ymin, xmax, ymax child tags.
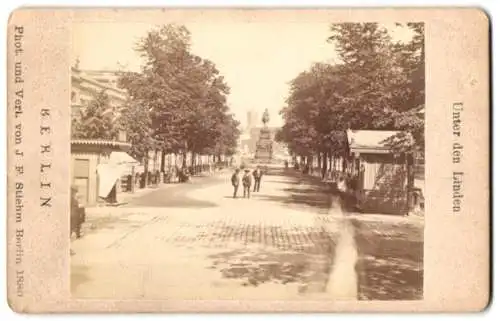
<box><xmin>118</xmin><ymin>24</ymin><xmax>240</xmax><ymax>164</ymax></box>
<box><xmin>277</xmin><ymin>22</ymin><xmax>424</xmax><ymax>157</ymax></box>
<box><xmin>72</xmin><ymin>90</ymin><xmax>119</xmax><ymax>140</ymax></box>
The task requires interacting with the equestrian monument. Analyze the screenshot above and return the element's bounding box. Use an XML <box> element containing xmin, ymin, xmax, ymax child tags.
<box><xmin>254</xmin><ymin>109</ymin><xmax>273</xmax><ymax>163</ymax></box>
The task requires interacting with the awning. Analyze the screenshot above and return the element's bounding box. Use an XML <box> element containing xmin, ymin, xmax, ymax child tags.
<box><xmin>109</xmin><ymin>151</ymin><xmax>139</xmax><ymax>165</ymax></box>
<box><xmin>110</xmin><ymin>151</ymin><xmax>140</xmax><ymax>176</ymax></box>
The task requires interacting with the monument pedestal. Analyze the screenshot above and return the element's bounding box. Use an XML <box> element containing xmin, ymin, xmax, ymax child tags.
<box><xmin>254</xmin><ymin>126</ymin><xmax>273</xmax><ymax>163</ymax></box>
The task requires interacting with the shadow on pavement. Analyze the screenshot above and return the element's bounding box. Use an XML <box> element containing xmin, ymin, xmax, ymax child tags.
<box><xmin>124</xmin><ymin>176</ymin><xmax>223</xmax><ymax>208</ymax></box>
<box><xmin>351</xmin><ymin>219</ymin><xmax>424</xmax><ymax>300</ymax></box>
<box><xmin>253</xmin><ymin>193</ymin><xmax>330</xmax><ymax>211</ymax></box>
<box><xmin>130</xmin><ymin>198</ymin><xmax>218</xmax><ymax>208</ymax></box>
<box><xmin>201</xmin><ymin>225</ymin><xmax>338</xmax><ymax>290</ymax></box>
<box><xmin>208</xmin><ymin>249</ymin><xmax>310</xmax><ymax>287</ymax></box>
<box><xmin>252</xmin><ymin>168</ymin><xmax>335</xmax><ymax>213</ymax></box>
<box><xmin>196</xmin><ymin>167</ymin><xmax>342</xmax><ymax>290</ymax></box>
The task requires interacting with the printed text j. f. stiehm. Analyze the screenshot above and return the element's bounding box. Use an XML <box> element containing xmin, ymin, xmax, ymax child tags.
<box><xmin>13</xmin><ymin>25</ymin><xmax>25</xmax><ymax>298</ymax></box>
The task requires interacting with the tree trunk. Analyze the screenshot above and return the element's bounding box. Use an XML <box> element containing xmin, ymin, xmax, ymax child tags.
<box><xmin>141</xmin><ymin>150</ymin><xmax>149</xmax><ymax>188</ymax></box>
<box><xmin>191</xmin><ymin>151</ymin><xmax>196</xmax><ymax>168</ymax></box>
<box><xmin>322</xmin><ymin>152</ymin><xmax>328</xmax><ymax>179</ymax></box>
<box><xmin>160</xmin><ymin>149</ymin><xmax>166</xmax><ymax>173</ymax></box>
<box><xmin>406</xmin><ymin>153</ymin><xmax>415</xmax><ymax>215</ymax></box>
<box><xmin>329</xmin><ymin>153</ymin><xmax>333</xmax><ymax>171</ymax></box>
<box><xmin>153</xmin><ymin>149</ymin><xmax>159</xmax><ymax>185</ymax></box>
<box><xmin>182</xmin><ymin>152</ymin><xmax>187</xmax><ymax>168</ymax></box>
<box><xmin>130</xmin><ymin>165</ymin><xmax>136</xmax><ymax>193</ymax></box>
<box><xmin>153</xmin><ymin>149</ymin><xmax>158</xmax><ymax>172</ymax></box>
<box><xmin>307</xmin><ymin>155</ymin><xmax>313</xmax><ymax>174</ymax></box>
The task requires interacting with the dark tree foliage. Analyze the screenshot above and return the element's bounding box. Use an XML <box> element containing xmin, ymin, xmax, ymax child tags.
<box><xmin>72</xmin><ymin>90</ymin><xmax>119</xmax><ymax>140</ymax></box>
<box><xmin>278</xmin><ymin>22</ymin><xmax>424</xmax><ymax>157</ymax></box>
<box><xmin>118</xmin><ymin>24</ymin><xmax>240</xmax><ymax>165</ymax></box>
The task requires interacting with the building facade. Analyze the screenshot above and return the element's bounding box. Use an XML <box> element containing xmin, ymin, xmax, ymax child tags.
<box><xmin>71</xmin><ymin>66</ymin><xmax>131</xmax><ymax>205</ymax></box>
<box><xmin>71</xmin><ymin>66</ymin><xmax>127</xmax><ymax>128</ymax></box>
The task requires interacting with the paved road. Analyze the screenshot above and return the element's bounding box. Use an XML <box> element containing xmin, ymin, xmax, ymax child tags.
<box><xmin>71</xmin><ymin>167</ymin><xmax>423</xmax><ymax>301</ymax></box>
<box><xmin>123</xmin><ymin>173</ymin><xmax>224</xmax><ymax>208</ymax></box>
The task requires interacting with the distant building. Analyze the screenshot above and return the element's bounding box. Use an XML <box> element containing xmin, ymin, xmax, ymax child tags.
<box><xmin>71</xmin><ymin>66</ymin><xmax>127</xmax><ymax>133</ymax></box>
<box><xmin>79</xmin><ymin>69</ymin><xmax>122</xmax><ymax>88</ymax></box>
<box><xmin>246</xmin><ymin>110</ymin><xmax>259</xmax><ymax>132</ymax></box>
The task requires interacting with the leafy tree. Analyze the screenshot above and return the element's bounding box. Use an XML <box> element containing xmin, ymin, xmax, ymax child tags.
<box><xmin>278</xmin><ymin>22</ymin><xmax>425</xmax><ymax>169</ymax></box>
<box><xmin>390</xmin><ymin>23</ymin><xmax>425</xmax><ymax>154</ymax></box>
<box><xmin>182</xmin><ymin>57</ymin><xmax>233</xmax><ymax>159</ymax></box>
<box><xmin>118</xmin><ymin>24</ymin><xmax>240</xmax><ymax>170</ymax></box>
<box><xmin>215</xmin><ymin>114</ymin><xmax>241</xmax><ymax>157</ymax></box>
<box><xmin>328</xmin><ymin>23</ymin><xmax>404</xmax><ymax>129</ymax></box>
<box><xmin>329</xmin><ymin>22</ymin><xmax>424</xmax><ymax>153</ymax></box>
<box><xmin>119</xmin><ymin>101</ymin><xmax>157</xmax><ymax>161</ymax></box>
<box><xmin>72</xmin><ymin>90</ymin><xmax>119</xmax><ymax>140</ymax></box>
<box><xmin>277</xmin><ymin>63</ymin><xmax>347</xmax><ymax>159</ymax></box>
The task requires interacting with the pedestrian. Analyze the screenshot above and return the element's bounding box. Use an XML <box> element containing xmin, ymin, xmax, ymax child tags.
<box><xmin>179</xmin><ymin>167</ymin><xmax>190</xmax><ymax>183</ymax></box>
<box><xmin>70</xmin><ymin>186</ymin><xmax>85</xmax><ymax>239</ymax></box>
<box><xmin>242</xmin><ymin>169</ymin><xmax>252</xmax><ymax>199</ymax></box>
<box><xmin>252</xmin><ymin>166</ymin><xmax>263</xmax><ymax>192</ymax></box>
<box><xmin>337</xmin><ymin>176</ymin><xmax>347</xmax><ymax>195</ymax></box>
<box><xmin>231</xmin><ymin>168</ymin><xmax>241</xmax><ymax>198</ymax></box>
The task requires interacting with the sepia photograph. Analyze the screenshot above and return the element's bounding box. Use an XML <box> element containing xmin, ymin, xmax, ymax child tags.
<box><xmin>6</xmin><ymin>6</ymin><xmax>491</xmax><ymax>312</ymax></box>
<box><xmin>68</xmin><ymin>19</ymin><xmax>425</xmax><ymax>301</ymax></box>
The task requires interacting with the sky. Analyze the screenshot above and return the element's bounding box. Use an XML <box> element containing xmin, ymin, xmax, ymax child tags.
<box><xmin>72</xmin><ymin>22</ymin><xmax>414</xmax><ymax>128</ymax></box>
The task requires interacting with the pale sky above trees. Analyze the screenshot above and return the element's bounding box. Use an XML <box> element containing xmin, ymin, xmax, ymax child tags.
<box><xmin>72</xmin><ymin>22</ymin><xmax>414</xmax><ymax>127</ymax></box>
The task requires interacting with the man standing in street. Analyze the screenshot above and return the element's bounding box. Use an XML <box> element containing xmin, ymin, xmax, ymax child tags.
<box><xmin>71</xmin><ymin>186</ymin><xmax>85</xmax><ymax>239</ymax></box>
<box><xmin>253</xmin><ymin>166</ymin><xmax>263</xmax><ymax>192</ymax></box>
<box><xmin>70</xmin><ymin>185</ymin><xmax>86</xmax><ymax>256</ymax></box>
<box><xmin>231</xmin><ymin>168</ymin><xmax>241</xmax><ymax>198</ymax></box>
<box><xmin>242</xmin><ymin>169</ymin><xmax>253</xmax><ymax>199</ymax></box>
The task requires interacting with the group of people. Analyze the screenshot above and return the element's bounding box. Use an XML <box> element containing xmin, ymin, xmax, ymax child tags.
<box><xmin>231</xmin><ymin>166</ymin><xmax>264</xmax><ymax>199</ymax></box>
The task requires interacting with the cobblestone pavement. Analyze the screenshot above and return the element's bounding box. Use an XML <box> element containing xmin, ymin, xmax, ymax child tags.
<box><xmin>71</xmin><ymin>167</ymin><xmax>423</xmax><ymax>301</ymax></box>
